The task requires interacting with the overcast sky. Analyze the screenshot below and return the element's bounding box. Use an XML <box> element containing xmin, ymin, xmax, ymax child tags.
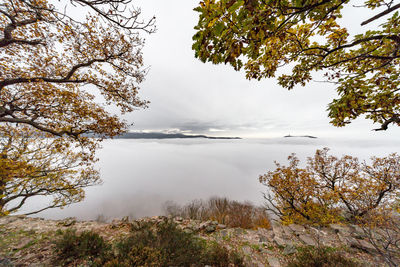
<box><xmin>115</xmin><ymin>0</ymin><xmax>400</xmax><ymax>140</ymax></box>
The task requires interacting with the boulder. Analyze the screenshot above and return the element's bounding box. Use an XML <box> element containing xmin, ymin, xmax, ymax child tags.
<box><xmin>330</xmin><ymin>224</ymin><xmax>351</xmax><ymax>236</ymax></box>
<box><xmin>298</xmin><ymin>234</ymin><xmax>317</xmax><ymax>246</ymax></box>
<box><xmin>349</xmin><ymin>239</ymin><xmax>377</xmax><ymax>254</ymax></box>
<box><xmin>57</xmin><ymin>217</ymin><xmax>76</xmax><ymax>227</ymax></box>
<box><xmin>288</xmin><ymin>224</ymin><xmax>305</xmax><ymax>234</ymax></box>
<box><xmin>205</xmin><ymin>225</ymin><xmax>216</xmax><ymax>233</ymax></box>
<box><xmin>283</xmin><ymin>244</ymin><xmax>297</xmax><ymax>255</ymax></box>
<box><xmin>217</xmin><ymin>224</ymin><xmax>226</xmax><ymax>229</ymax></box>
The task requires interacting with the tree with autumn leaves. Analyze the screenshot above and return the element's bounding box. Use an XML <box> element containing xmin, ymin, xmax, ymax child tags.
<box><xmin>259</xmin><ymin>148</ymin><xmax>400</xmax><ymax>266</ymax></box>
<box><xmin>193</xmin><ymin>0</ymin><xmax>400</xmax><ymax>130</ymax></box>
<box><xmin>0</xmin><ymin>125</ymin><xmax>100</xmax><ymax>216</ymax></box>
<box><xmin>0</xmin><ymin>0</ymin><xmax>155</xmax><ymax>215</ymax></box>
<box><xmin>260</xmin><ymin>148</ymin><xmax>400</xmax><ymax>225</ymax></box>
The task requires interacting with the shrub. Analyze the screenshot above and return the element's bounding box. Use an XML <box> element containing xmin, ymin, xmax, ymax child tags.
<box><xmin>287</xmin><ymin>247</ymin><xmax>360</xmax><ymax>267</ymax></box>
<box><xmin>109</xmin><ymin>219</ymin><xmax>244</xmax><ymax>266</ymax></box>
<box><xmin>54</xmin><ymin>229</ymin><xmax>111</xmax><ymax>265</ymax></box>
<box><xmin>260</xmin><ymin>148</ymin><xmax>400</xmax><ymax>225</ymax></box>
<box><xmin>104</xmin><ymin>246</ymin><xmax>165</xmax><ymax>267</ymax></box>
<box><xmin>204</xmin><ymin>241</ymin><xmax>245</xmax><ymax>267</ymax></box>
<box><xmin>53</xmin><ymin>221</ymin><xmax>244</xmax><ymax>266</ymax></box>
<box><xmin>357</xmin><ymin>211</ymin><xmax>400</xmax><ymax>267</ymax></box>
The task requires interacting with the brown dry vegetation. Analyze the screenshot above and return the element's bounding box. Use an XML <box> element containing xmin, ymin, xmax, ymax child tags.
<box><xmin>163</xmin><ymin>197</ymin><xmax>271</xmax><ymax>229</ymax></box>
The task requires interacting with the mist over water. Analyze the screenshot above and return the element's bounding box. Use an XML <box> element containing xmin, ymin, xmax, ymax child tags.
<box><xmin>21</xmin><ymin>138</ymin><xmax>400</xmax><ymax>221</ymax></box>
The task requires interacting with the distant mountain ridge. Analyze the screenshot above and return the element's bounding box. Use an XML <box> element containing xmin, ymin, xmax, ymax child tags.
<box><xmin>116</xmin><ymin>132</ymin><xmax>241</xmax><ymax>140</ymax></box>
<box><xmin>284</xmin><ymin>134</ymin><xmax>317</xmax><ymax>139</ymax></box>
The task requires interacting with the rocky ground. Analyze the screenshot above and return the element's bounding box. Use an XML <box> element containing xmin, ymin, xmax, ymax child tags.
<box><xmin>0</xmin><ymin>215</ymin><xmax>392</xmax><ymax>266</ymax></box>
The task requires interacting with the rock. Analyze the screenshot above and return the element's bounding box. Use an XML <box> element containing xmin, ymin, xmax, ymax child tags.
<box><xmin>183</xmin><ymin>228</ymin><xmax>194</xmax><ymax>234</ymax></box>
<box><xmin>343</xmin><ymin>236</ymin><xmax>358</xmax><ymax>246</ymax></box>
<box><xmin>298</xmin><ymin>234</ymin><xmax>317</xmax><ymax>246</ymax></box>
<box><xmin>267</xmin><ymin>257</ymin><xmax>281</xmax><ymax>267</ymax></box>
<box><xmin>272</xmin><ymin>226</ymin><xmax>295</xmax><ymax>246</ymax></box>
<box><xmin>330</xmin><ymin>224</ymin><xmax>351</xmax><ymax>235</ymax></box>
<box><xmin>199</xmin><ymin>221</ymin><xmax>211</xmax><ymax>230</ymax></box>
<box><xmin>281</xmin><ymin>225</ymin><xmax>293</xmax><ymax>236</ymax></box>
<box><xmin>337</xmin><ymin>233</ymin><xmax>349</xmax><ymax>244</ymax></box>
<box><xmin>193</xmin><ymin>225</ymin><xmax>202</xmax><ymax>232</ymax></box>
<box><xmin>175</xmin><ymin>216</ymin><xmax>183</xmax><ymax>222</ymax></box>
<box><xmin>349</xmin><ymin>224</ymin><xmax>366</xmax><ymax>239</ymax></box>
<box><xmin>259</xmin><ymin>235</ymin><xmax>269</xmax><ymax>243</ymax></box>
<box><xmin>0</xmin><ymin>215</ymin><xmax>389</xmax><ymax>267</ymax></box>
<box><xmin>234</xmin><ymin>228</ymin><xmax>245</xmax><ymax>235</ymax></box>
<box><xmin>288</xmin><ymin>224</ymin><xmax>305</xmax><ymax>233</ymax></box>
<box><xmin>111</xmin><ymin>219</ymin><xmax>121</xmax><ymax>228</ymax></box>
<box><xmin>257</xmin><ymin>229</ymin><xmax>274</xmax><ymax>242</ymax></box>
<box><xmin>12</xmin><ymin>237</ymin><xmax>32</xmax><ymax>250</ymax></box>
<box><xmin>130</xmin><ymin>220</ymin><xmax>141</xmax><ymax>229</ymax></box>
<box><xmin>121</xmin><ymin>216</ymin><xmax>129</xmax><ymax>223</ymax></box>
<box><xmin>217</xmin><ymin>224</ymin><xmax>226</xmax><ymax>229</ymax></box>
<box><xmin>205</xmin><ymin>225</ymin><xmax>216</xmax><ymax>233</ymax></box>
<box><xmin>349</xmin><ymin>239</ymin><xmax>377</xmax><ymax>254</ymax></box>
<box><xmin>273</xmin><ymin>236</ymin><xmax>288</xmax><ymax>247</ymax></box>
<box><xmin>57</xmin><ymin>217</ymin><xmax>76</xmax><ymax>227</ymax></box>
<box><xmin>272</xmin><ymin>225</ymin><xmax>284</xmax><ymax>237</ymax></box>
<box><xmin>317</xmin><ymin>234</ymin><xmax>338</xmax><ymax>247</ymax></box>
<box><xmin>283</xmin><ymin>244</ymin><xmax>297</xmax><ymax>255</ymax></box>
<box><xmin>261</xmin><ymin>248</ymin><xmax>274</xmax><ymax>255</ymax></box>
<box><xmin>309</xmin><ymin>226</ymin><xmax>325</xmax><ymax>237</ymax></box>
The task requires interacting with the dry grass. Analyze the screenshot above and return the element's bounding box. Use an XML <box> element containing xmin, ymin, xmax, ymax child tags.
<box><xmin>163</xmin><ymin>197</ymin><xmax>271</xmax><ymax>229</ymax></box>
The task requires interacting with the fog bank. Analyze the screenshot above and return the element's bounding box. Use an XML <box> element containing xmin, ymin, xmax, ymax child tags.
<box><xmin>20</xmin><ymin>138</ymin><xmax>400</xmax><ymax>221</ymax></box>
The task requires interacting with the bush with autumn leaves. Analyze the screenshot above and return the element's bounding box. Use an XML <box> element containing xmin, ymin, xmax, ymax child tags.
<box><xmin>260</xmin><ymin>148</ymin><xmax>400</xmax><ymax>226</ymax></box>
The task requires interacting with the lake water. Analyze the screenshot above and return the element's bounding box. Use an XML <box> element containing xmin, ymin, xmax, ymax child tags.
<box><xmin>20</xmin><ymin>137</ymin><xmax>400</xmax><ymax>221</ymax></box>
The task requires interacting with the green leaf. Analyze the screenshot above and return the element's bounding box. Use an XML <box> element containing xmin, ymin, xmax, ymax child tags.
<box><xmin>228</xmin><ymin>0</ymin><xmax>244</xmax><ymax>12</ymax></box>
<box><xmin>214</xmin><ymin>22</ymin><xmax>225</xmax><ymax>35</ymax></box>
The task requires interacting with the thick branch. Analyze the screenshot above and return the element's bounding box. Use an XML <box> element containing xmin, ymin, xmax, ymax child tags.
<box><xmin>0</xmin><ymin>117</ymin><xmax>84</xmax><ymax>137</ymax></box>
<box><xmin>0</xmin><ymin>55</ymin><xmax>114</xmax><ymax>89</ymax></box>
<box><xmin>361</xmin><ymin>3</ymin><xmax>400</xmax><ymax>26</ymax></box>
<box><xmin>373</xmin><ymin>116</ymin><xmax>400</xmax><ymax>131</ymax></box>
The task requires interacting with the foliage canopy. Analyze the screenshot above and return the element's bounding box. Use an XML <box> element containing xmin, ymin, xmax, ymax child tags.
<box><xmin>193</xmin><ymin>0</ymin><xmax>400</xmax><ymax>130</ymax></box>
